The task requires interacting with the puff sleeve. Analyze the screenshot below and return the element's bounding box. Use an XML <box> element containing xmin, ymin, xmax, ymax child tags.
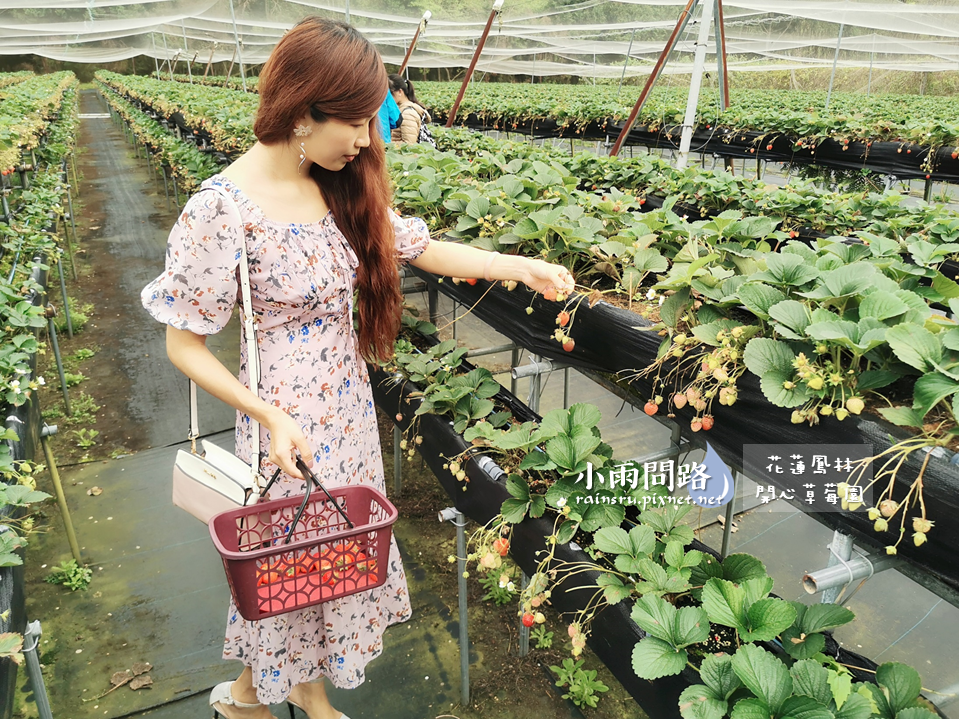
<box><xmin>140</xmin><ymin>189</ymin><xmax>243</xmax><ymax>335</ymax></box>
<box><xmin>390</xmin><ymin>208</ymin><xmax>430</xmax><ymax>265</ymax></box>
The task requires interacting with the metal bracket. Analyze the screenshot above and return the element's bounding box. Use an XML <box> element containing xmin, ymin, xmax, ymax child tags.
<box><xmin>439</xmin><ymin>507</ymin><xmax>470</xmax><ymax>705</ymax></box>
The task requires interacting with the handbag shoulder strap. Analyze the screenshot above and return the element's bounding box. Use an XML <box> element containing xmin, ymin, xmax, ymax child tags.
<box><xmin>188</xmin><ymin>185</ymin><xmax>262</xmax><ymax>479</ymax></box>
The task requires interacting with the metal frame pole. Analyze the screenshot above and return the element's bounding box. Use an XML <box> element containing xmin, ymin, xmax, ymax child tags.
<box><xmin>22</xmin><ymin>621</ymin><xmax>54</xmax><ymax>719</ymax></box>
<box><xmin>181</xmin><ymin>20</ymin><xmax>193</xmax><ymax>81</ymax></box>
<box><xmin>161</xmin><ymin>32</ymin><xmax>174</xmax><ymax>81</ymax></box>
<box><xmin>610</xmin><ymin>0</ymin><xmax>698</xmax><ymax>156</ymax></box>
<box><xmin>47</xmin><ymin>315</ymin><xmax>71</xmax><ymax>416</ymax></box>
<box><xmin>393</xmin><ymin>424</ymin><xmax>402</xmax><ymax>495</ymax></box>
<box><xmin>617</xmin><ymin>27</ymin><xmax>637</xmax><ymax>97</ymax></box>
<box><xmin>519</xmin><ymin>571</ymin><xmax>530</xmax><ymax>656</ymax></box>
<box><xmin>439</xmin><ymin>508</ymin><xmax>470</xmax><ymax>705</ymax></box>
<box><xmin>446</xmin><ymin>0</ymin><xmax>505</xmax><ymax>128</ymax></box>
<box><xmin>825</xmin><ymin>23</ymin><xmax>845</xmax><ymax>111</ymax></box>
<box><xmin>399</xmin><ymin>12</ymin><xmax>431</xmax><ymax>75</ymax></box>
<box><xmin>151</xmin><ymin>33</ymin><xmax>160</xmax><ymax>78</ymax></box>
<box><xmin>57</xmin><ymin>258</ymin><xmax>73</xmax><ymax>339</ymax></box>
<box><xmin>714</xmin><ymin>0</ymin><xmax>730</xmax><ymax>111</ymax></box>
<box><xmin>677</xmin><ymin>0</ymin><xmax>716</xmax><ymax>170</ymax></box>
<box><xmin>227</xmin><ymin>0</ymin><xmax>248</xmax><ymax>92</ymax></box>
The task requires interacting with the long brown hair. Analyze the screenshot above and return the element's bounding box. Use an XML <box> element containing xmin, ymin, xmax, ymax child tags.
<box><xmin>254</xmin><ymin>17</ymin><xmax>401</xmax><ymax>363</ymax></box>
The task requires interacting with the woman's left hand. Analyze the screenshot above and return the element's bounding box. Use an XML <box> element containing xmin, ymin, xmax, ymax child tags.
<box><xmin>521</xmin><ymin>258</ymin><xmax>575</xmax><ymax>296</ymax></box>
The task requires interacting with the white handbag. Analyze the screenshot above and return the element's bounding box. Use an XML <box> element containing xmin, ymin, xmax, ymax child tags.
<box><xmin>171</xmin><ymin>191</ymin><xmax>269</xmax><ymax>524</ymax></box>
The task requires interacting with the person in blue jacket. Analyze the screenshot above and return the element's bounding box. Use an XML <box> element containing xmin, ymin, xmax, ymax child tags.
<box><xmin>377</xmin><ymin>90</ymin><xmax>401</xmax><ymax>143</ymax></box>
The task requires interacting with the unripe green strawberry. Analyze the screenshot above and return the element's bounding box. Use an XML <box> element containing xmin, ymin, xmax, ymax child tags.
<box><xmin>913</xmin><ymin>532</ymin><xmax>928</xmax><ymax>547</ymax></box>
<box><xmin>874</xmin><ymin>518</ymin><xmax>889</xmax><ymax>532</ymax></box>
<box><xmin>885</xmin><ymin>545</ymin><xmax>897</xmax><ymax>555</ymax></box>
<box><xmin>807</xmin><ymin>376</ymin><xmax>824</xmax><ymax>390</ymax></box>
<box><xmin>820</xmin><ymin>405</ymin><xmax>833</xmax><ymax>416</ymax></box>
<box><xmin>845</xmin><ymin>397</ymin><xmax>865</xmax><ymax>415</ymax></box>
<box><xmin>868</xmin><ymin>507</ymin><xmax>881</xmax><ymax>521</ymax></box>
<box><xmin>791</xmin><ymin>410</ymin><xmax>804</xmax><ymax>424</ymax></box>
<box><xmin>835</xmin><ymin>408</ymin><xmax>849</xmax><ymax>421</ymax></box>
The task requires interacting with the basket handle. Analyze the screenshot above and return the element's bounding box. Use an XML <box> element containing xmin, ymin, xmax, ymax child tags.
<box><xmin>277</xmin><ymin>456</ymin><xmax>356</xmax><ymax>545</ymax></box>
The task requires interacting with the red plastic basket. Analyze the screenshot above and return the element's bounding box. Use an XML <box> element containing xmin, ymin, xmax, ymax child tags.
<box><xmin>209</xmin><ymin>484</ymin><xmax>397</xmax><ymax>621</ymax></box>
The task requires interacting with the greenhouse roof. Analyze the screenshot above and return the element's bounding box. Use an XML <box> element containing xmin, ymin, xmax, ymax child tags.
<box><xmin>3</xmin><ymin>0</ymin><xmax>959</xmax><ymax>75</ymax></box>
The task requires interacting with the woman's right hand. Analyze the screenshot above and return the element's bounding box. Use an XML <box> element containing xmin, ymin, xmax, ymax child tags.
<box><xmin>264</xmin><ymin>407</ymin><xmax>313</xmax><ymax>479</ymax></box>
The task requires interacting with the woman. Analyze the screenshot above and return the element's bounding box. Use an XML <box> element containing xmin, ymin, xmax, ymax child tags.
<box><xmin>141</xmin><ymin>17</ymin><xmax>573</xmax><ymax>719</ymax></box>
<box><xmin>388</xmin><ymin>74</ymin><xmax>430</xmax><ymax>146</ymax></box>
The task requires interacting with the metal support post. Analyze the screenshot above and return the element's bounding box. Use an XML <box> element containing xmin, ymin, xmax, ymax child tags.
<box><xmin>57</xmin><ymin>258</ymin><xmax>73</xmax><ymax>339</ymax></box>
<box><xmin>47</xmin><ymin>311</ymin><xmax>71</xmax><ymax>416</ymax></box>
<box><xmin>510</xmin><ymin>346</ymin><xmax>521</xmax><ymax>397</ymax></box>
<box><xmin>518</xmin><ymin>571</ymin><xmax>530</xmax><ymax>657</ymax></box>
<box><xmin>161</xmin><ymin>165</ymin><xmax>171</xmax><ymax>209</ymax></box>
<box><xmin>819</xmin><ymin>530</ymin><xmax>854</xmax><ymax>604</ymax></box>
<box><xmin>172</xmin><ymin>174</ymin><xmax>181</xmax><ymax>212</ymax></box>
<box><xmin>22</xmin><ymin>621</ymin><xmax>54</xmax><ymax>719</ymax></box>
<box><xmin>427</xmin><ymin>286</ymin><xmax>439</xmax><ymax>326</ymax></box>
<box><xmin>720</xmin><ymin>471</ymin><xmax>739</xmax><ymax>558</ymax></box>
<box><xmin>677</xmin><ymin>0</ymin><xmax>716</xmax><ymax>170</ymax></box>
<box><xmin>227</xmin><ymin>0</ymin><xmax>248</xmax><ymax>92</ymax></box>
<box><xmin>393</xmin><ymin>424</ymin><xmax>402</xmax><ymax>496</ymax></box>
<box><xmin>464</xmin><ymin>342</ymin><xmax>516</xmax><ymax>360</ymax></box>
<box><xmin>151</xmin><ymin>33</ymin><xmax>161</xmax><ymax>78</ymax></box>
<box><xmin>611</xmin><ymin>0</ymin><xmax>696</xmax><ymax>156</ymax></box>
<box><xmin>563</xmin><ymin>367</ymin><xmax>570</xmax><ymax>409</ymax></box>
<box><xmin>446</xmin><ymin>0</ymin><xmax>505</xmax><ymax>128</ymax></box>
<box><xmin>41</xmin><ymin>426</ymin><xmax>81</xmax><ymax>563</ymax></box>
<box><xmin>181</xmin><ymin>19</ymin><xmax>193</xmax><ymax>81</ymax></box>
<box><xmin>60</xmin><ymin>212</ymin><xmax>77</xmax><ymax>283</ymax></box>
<box><xmin>924</xmin><ymin>178</ymin><xmax>934</xmax><ymax>202</ymax></box>
<box><xmin>399</xmin><ymin>11</ymin><xmax>431</xmax><ymax>75</ymax></box>
<box><xmin>439</xmin><ymin>507</ymin><xmax>470</xmax><ymax>705</ymax></box>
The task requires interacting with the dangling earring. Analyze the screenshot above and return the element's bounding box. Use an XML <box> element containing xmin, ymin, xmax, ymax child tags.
<box><xmin>297</xmin><ymin>142</ymin><xmax>307</xmax><ymax>172</ymax></box>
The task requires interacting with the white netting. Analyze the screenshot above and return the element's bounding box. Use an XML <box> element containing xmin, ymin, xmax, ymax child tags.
<box><xmin>2</xmin><ymin>0</ymin><xmax>959</xmax><ymax>75</ymax></box>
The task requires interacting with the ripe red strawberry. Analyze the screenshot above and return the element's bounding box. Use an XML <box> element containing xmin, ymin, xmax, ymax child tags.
<box><xmin>789</xmin><ymin>230</ymin><xmax>798</xmax><ymax>238</ymax></box>
<box><xmin>639</xmin><ymin>198</ymin><xmax>646</xmax><ymax>205</ymax></box>
<box><xmin>953</xmin><ymin>151</ymin><xmax>958</xmax><ymax>160</ymax></box>
<box><xmin>749</xmin><ymin>148</ymin><xmax>755</xmax><ymax>154</ymax></box>
<box><xmin>542</xmin><ymin>287</ymin><xmax>557</xmax><ymax>301</ymax></box>
<box><xmin>562</xmin><ymin>339</ymin><xmax>575</xmax><ymax>352</ymax></box>
<box><xmin>644</xmin><ymin>401</ymin><xmax>658</xmax><ymax>416</ymax></box>
<box><xmin>766</xmin><ymin>144</ymin><xmax>773</xmax><ymax>151</ymax></box>
<box><xmin>493</xmin><ymin>538</ymin><xmax>509</xmax><ymax>557</ymax></box>
<box><xmin>465</xmin><ymin>278</ymin><xmax>478</xmax><ymax>286</ymax></box>
<box><xmin>690</xmin><ymin>418</ymin><xmax>703</xmax><ymax>432</ymax></box>
<box><xmin>907</xmin><ymin>149</ymin><xmax>912</xmax><ymax>154</ymax></box>
<box><xmin>701</xmin><ymin>415</ymin><xmax>714</xmax><ymax>431</ymax></box>
<box><xmin>521</xmin><ymin>613</ymin><xmax>536</xmax><ymax>628</ymax></box>
<box><xmin>557</xmin><ymin>311</ymin><xmax>570</xmax><ymax>327</ymax></box>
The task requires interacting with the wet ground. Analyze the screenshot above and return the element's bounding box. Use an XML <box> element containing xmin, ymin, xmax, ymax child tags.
<box><xmin>12</xmin><ymin>88</ymin><xmax>959</xmax><ymax>718</ymax></box>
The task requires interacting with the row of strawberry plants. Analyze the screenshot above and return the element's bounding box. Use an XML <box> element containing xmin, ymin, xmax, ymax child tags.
<box><xmin>0</xmin><ymin>74</ymin><xmax>78</xmax><ymax>670</ymax></box>
<box><xmin>430</xmin><ymin>126</ymin><xmax>959</xmax><ymax>245</ymax></box>
<box><xmin>0</xmin><ymin>72</ymin><xmax>76</xmax><ymax>178</ymax></box>
<box><xmin>374</xmin><ymin>323</ymin><xmax>940</xmax><ymax>719</ymax></box>
<box><xmin>415</xmin><ymin>81</ymin><xmax>959</xmax><ymax>153</ymax></box>
<box><xmin>95</xmin><ymin>80</ymin><xmax>222</xmax><ymax>195</ymax></box>
<box><xmin>0</xmin><ymin>71</ymin><xmax>33</xmax><ymax>91</ymax></box>
<box><xmin>96</xmin><ymin>72</ymin><xmax>959</xmax><ymax>555</ymax></box>
<box><xmin>95</xmin><ymin>70</ymin><xmax>256</xmax><ymax>156</ymax></box>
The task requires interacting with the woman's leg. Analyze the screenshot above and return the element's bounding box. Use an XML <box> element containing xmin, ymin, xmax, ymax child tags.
<box><xmin>212</xmin><ymin>666</ymin><xmax>276</xmax><ymax>719</ymax></box>
<box><xmin>287</xmin><ymin>678</ymin><xmax>344</xmax><ymax>719</ymax></box>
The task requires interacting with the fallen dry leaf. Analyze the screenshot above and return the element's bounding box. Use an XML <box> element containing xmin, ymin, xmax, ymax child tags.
<box><xmin>110</xmin><ymin>670</ymin><xmax>132</xmax><ymax>687</ymax></box>
<box><xmin>87</xmin><ymin>486</ymin><xmax>103</xmax><ymax>496</ymax></box>
<box><xmin>131</xmin><ymin>662</ymin><xmax>152</xmax><ymax>676</ymax></box>
<box><xmin>130</xmin><ymin>675</ymin><xmax>153</xmax><ymax>691</ymax></box>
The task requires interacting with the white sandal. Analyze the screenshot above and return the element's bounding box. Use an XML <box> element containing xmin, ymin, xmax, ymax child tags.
<box><xmin>211</xmin><ymin>681</ymin><xmax>275</xmax><ymax>719</ymax></box>
<box><xmin>286</xmin><ymin>699</ymin><xmax>351</xmax><ymax>719</ymax></box>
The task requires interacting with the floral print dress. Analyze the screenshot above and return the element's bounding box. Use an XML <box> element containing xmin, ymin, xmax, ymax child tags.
<box><xmin>141</xmin><ymin>174</ymin><xmax>428</xmax><ymax>702</ymax></box>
